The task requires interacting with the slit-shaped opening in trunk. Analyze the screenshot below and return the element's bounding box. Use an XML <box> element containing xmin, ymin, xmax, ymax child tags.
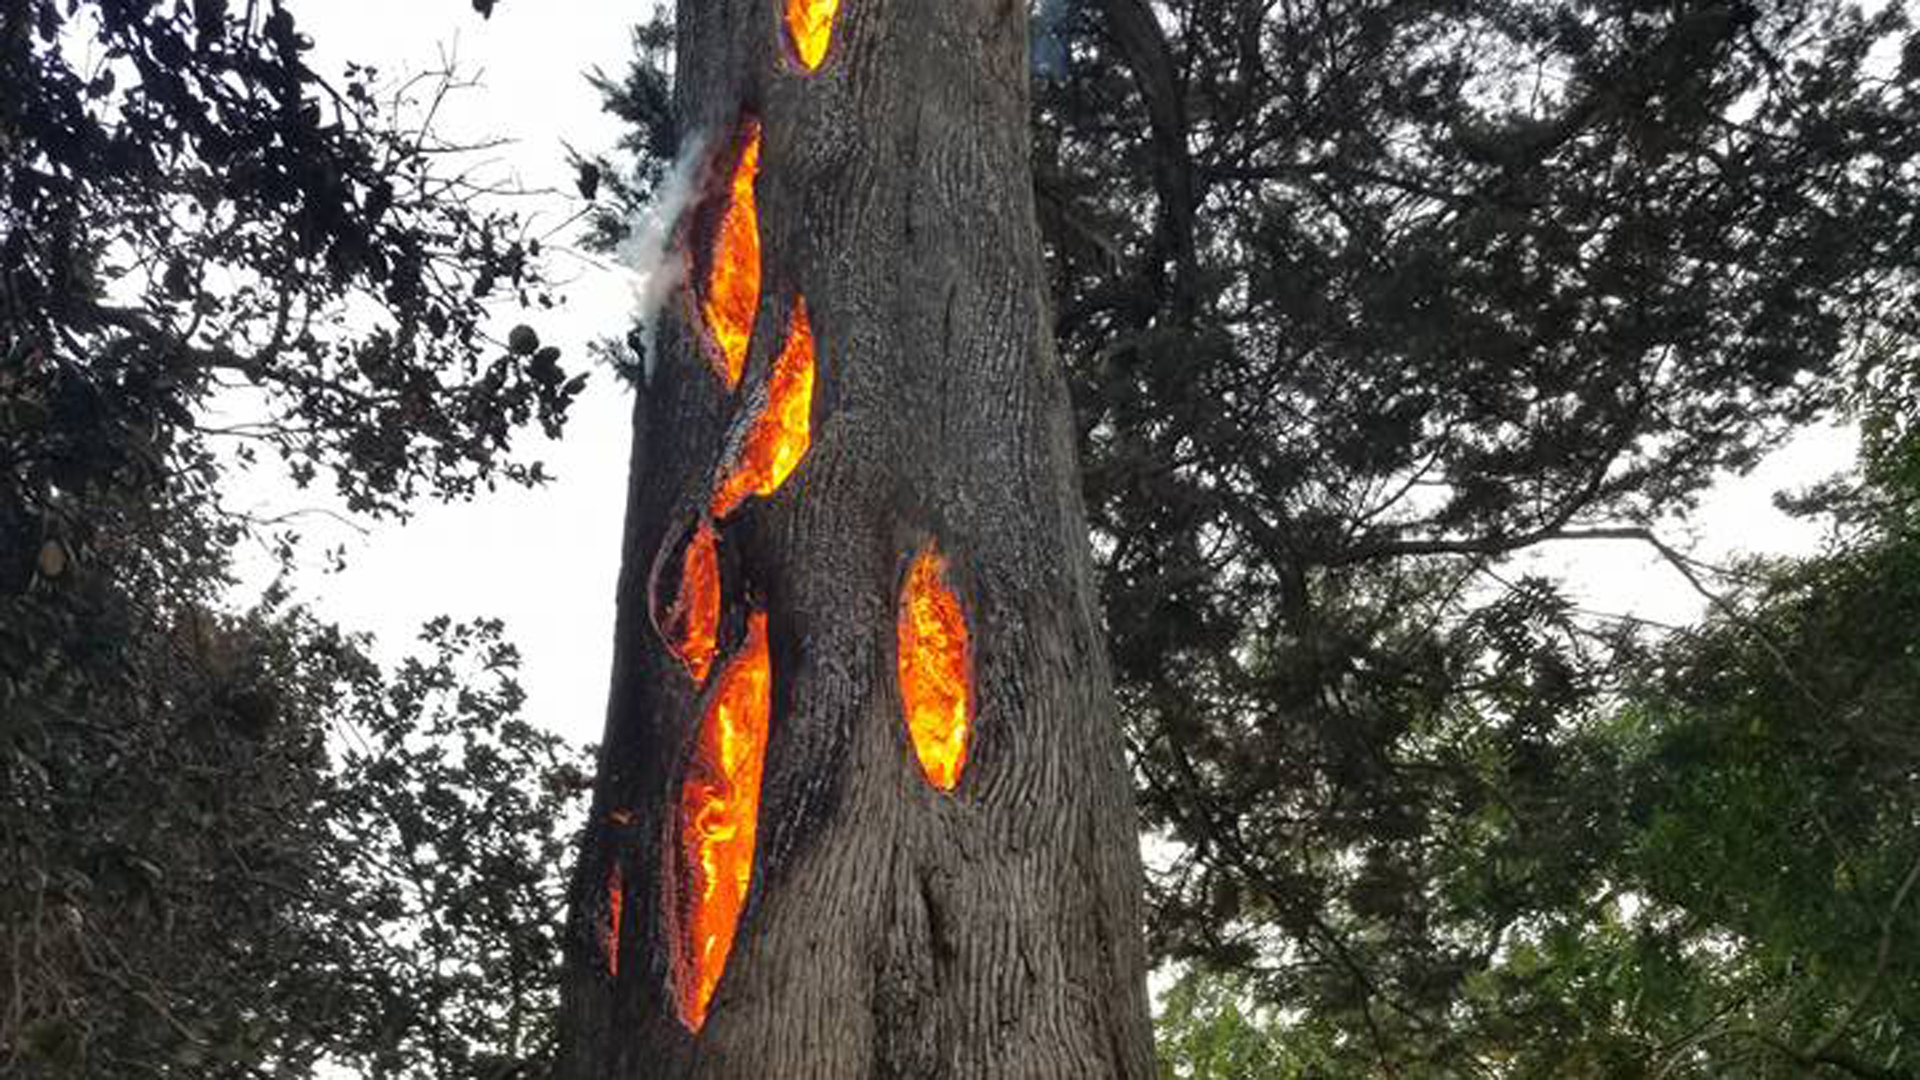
<box><xmin>697</xmin><ymin>121</ymin><xmax>762</xmax><ymax>388</ymax></box>
<box><xmin>603</xmin><ymin>863</ymin><xmax>624</xmax><ymax>978</ymax></box>
<box><xmin>785</xmin><ymin>0</ymin><xmax>839</xmax><ymax>70</ymax></box>
<box><xmin>664</xmin><ymin>521</ymin><xmax>721</xmax><ymax>683</ymax></box>
<box><xmin>898</xmin><ymin>544</ymin><xmax>972</xmax><ymax>791</ymax></box>
<box><xmin>670</xmin><ymin>610</ymin><xmax>772</xmax><ymax>1030</ymax></box>
<box><xmin>711</xmin><ymin>298</ymin><xmax>816</xmax><ymax>519</ymax></box>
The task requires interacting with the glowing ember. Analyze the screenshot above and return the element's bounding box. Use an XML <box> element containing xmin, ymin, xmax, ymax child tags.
<box><xmin>786</xmin><ymin>0</ymin><xmax>838</xmax><ymax>69</ymax></box>
<box><xmin>667</xmin><ymin>523</ymin><xmax>721</xmax><ymax>682</ymax></box>
<box><xmin>604</xmin><ymin>864</ymin><xmax>624</xmax><ymax>977</ymax></box>
<box><xmin>897</xmin><ymin>545</ymin><xmax>972</xmax><ymax>791</ymax></box>
<box><xmin>710</xmin><ymin>300</ymin><xmax>816</xmax><ymax>519</ymax></box>
<box><xmin>700</xmin><ymin>124</ymin><xmax>762</xmax><ymax>388</ymax></box>
<box><xmin>673</xmin><ymin>611</ymin><xmax>772</xmax><ymax>1030</ymax></box>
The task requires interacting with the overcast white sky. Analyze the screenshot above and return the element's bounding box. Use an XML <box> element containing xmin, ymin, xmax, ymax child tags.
<box><xmin>230</xmin><ymin>0</ymin><xmax>1859</xmax><ymax>754</ymax></box>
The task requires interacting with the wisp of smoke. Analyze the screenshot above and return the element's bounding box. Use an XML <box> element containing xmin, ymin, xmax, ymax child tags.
<box><xmin>618</xmin><ymin>130</ymin><xmax>711</xmax><ymax>383</ymax></box>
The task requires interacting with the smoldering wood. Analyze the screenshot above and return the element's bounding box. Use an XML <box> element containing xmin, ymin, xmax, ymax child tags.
<box><xmin>557</xmin><ymin>0</ymin><xmax>1156</xmax><ymax>1075</ymax></box>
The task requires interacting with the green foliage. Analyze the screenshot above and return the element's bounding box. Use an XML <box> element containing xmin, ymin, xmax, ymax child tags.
<box><xmin>577</xmin><ymin>12</ymin><xmax>677</xmax><ymax>259</ymax></box>
<box><xmin>2</xmin><ymin>594</ymin><xmax>589</xmax><ymax>1078</ymax></box>
<box><xmin>3</xmin><ymin>593</ymin><xmax>340</xmax><ymax>1077</ymax></box>
<box><xmin>1601</xmin><ymin>515</ymin><xmax>1920</xmax><ymax>1073</ymax></box>
<box><xmin>1154</xmin><ymin>438</ymin><xmax>1920</xmax><ymax>1075</ymax></box>
<box><xmin>318</xmin><ymin>616</ymin><xmax>591</xmax><ymax>1080</ymax></box>
<box><xmin>1021</xmin><ymin>0</ymin><xmax>1920</xmax><ymax>1068</ymax></box>
<box><xmin>1155</xmin><ymin>968</ymin><xmax>1321</xmax><ymax>1079</ymax></box>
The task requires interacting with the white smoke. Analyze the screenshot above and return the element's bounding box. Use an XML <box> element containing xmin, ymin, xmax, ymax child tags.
<box><xmin>617</xmin><ymin>130</ymin><xmax>711</xmax><ymax>383</ymax></box>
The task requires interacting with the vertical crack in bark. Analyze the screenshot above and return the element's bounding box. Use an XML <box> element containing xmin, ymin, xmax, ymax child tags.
<box><xmin>672</xmin><ymin>611</ymin><xmax>773</xmax><ymax>1031</ymax></box>
<box><xmin>711</xmin><ymin>298</ymin><xmax>816</xmax><ymax>519</ymax></box>
<box><xmin>918</xmin><ymin>868</ymin><xmax>954</xmax><ymax>972</ymax></box>
<box><xmin>875</xmin><ymin>857</ymin><xmax>942</xmax><ymax>1079</ymax></box>
<box><xmin>898</xmin><ymin>544</ymin><xmax>973</xmax><ymax>791</ymax></box>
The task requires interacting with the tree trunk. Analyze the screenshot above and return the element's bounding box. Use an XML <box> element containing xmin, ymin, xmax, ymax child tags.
<box><xmin>556</xmin><ymin>0</ymin><xmax>1154</xmax><ymax>1075</ymax></box>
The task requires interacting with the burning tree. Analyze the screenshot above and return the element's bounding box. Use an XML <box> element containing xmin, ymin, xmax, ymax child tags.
<box><xmin>555</xmin><ymin>0</ymin><xmax>1156</xmax><ymax>1075</ymax></box>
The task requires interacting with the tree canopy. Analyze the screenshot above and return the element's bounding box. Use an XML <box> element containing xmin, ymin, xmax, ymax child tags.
<box><xmin>1157</xmin><ymin>410</ymin><xmax>1920</xmax><ymax>1074</ymax></box>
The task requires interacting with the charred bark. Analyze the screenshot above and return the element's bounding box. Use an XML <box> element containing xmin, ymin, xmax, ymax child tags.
<box><xmin>556</xmin><ymin>0</ymin><xmax>1154</xmax><ymax>1076</ymax></box>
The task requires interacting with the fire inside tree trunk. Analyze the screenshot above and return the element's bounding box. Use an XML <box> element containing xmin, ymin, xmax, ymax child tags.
<box><xmin>556</xmin><ymin>0</ymin><xmax>1155</xmax><ymax>1075</ymax></box>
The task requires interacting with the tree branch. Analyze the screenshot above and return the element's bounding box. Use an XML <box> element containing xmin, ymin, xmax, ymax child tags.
<box><xmin>1095</xmin><ymin>0</ymin><xmax>1200</xmax><ymax>324</ymax></box>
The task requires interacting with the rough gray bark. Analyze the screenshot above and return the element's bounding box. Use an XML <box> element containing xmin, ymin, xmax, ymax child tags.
<box><xmin>556</xmin><ymin>0</ymin><xmax>1155</xmax><ymax>1075</ymax></box>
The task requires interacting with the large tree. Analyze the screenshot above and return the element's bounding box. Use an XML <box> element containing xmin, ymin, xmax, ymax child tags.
<box><xmin>556</xmin><ymin>0</ymin><xmax>1155</xmax><ymax>1075</ymax></box>
<box><xmin>584</xmin><ymin>0</ymin><xmax>1920</xmax><ymax>1071</ymax></box>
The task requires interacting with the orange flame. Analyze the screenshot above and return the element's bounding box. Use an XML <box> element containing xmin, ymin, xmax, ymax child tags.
<box><xmin>898</xmin><ymin>545</ymin><xmax>972</xmax><ymax>791</ymax></box>
<box><xmin>674</xmin><ymin>611</ymin><xmax>772</xmax><ymax>1030</ymax></box>
<box><xmin>668</xmin><ymin>522</ymin><xmax>721</xmax><ymax>682</ymax></box>
<box><xmin>786</xmin><ymin>0</ymin><xmax>838</xmax><ymax>69</ymax></box>
<box><xmin>710</xmin><ymin>300</ymin><xmax>816</xmax><ymax>519</ymax></box>
<box><xmin>701</xmin><ymin>124</ymin><xmax>762</xmax><ymax>388</ymax></box>
<box><xmin>604</xmin><ymin>863</ymin><xmax>624</xmax><ymax>977</ymax></box>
